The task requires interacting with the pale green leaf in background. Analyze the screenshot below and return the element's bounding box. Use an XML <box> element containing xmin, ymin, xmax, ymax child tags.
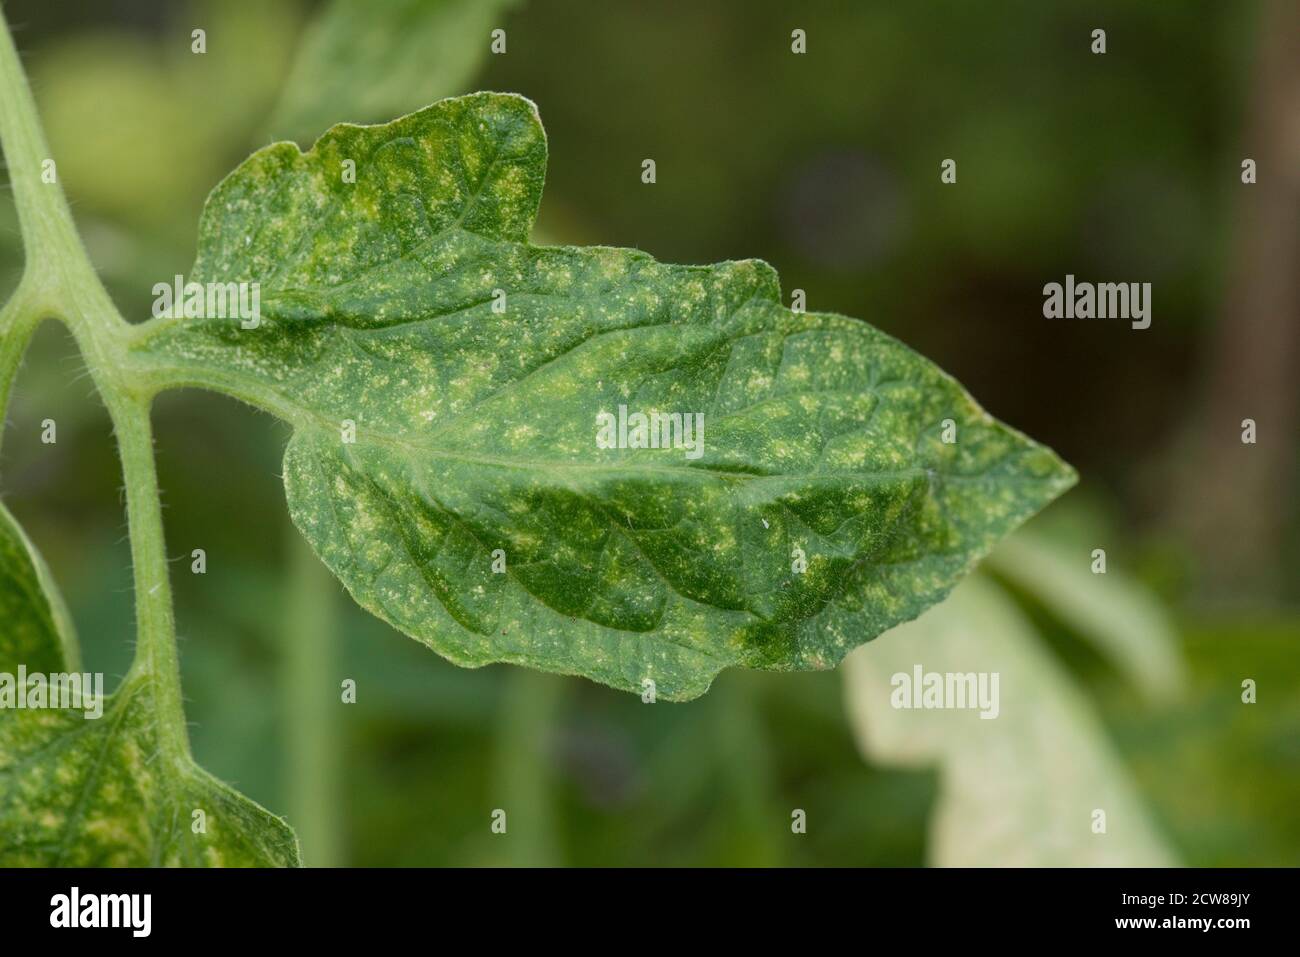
<box><xmin>986</xmin><ymin>531</ymin><xmax>1186</xmax><ymax>702</ymax></box>
<box><xmin>132</xmin><ymin>93</ymin><xmax>1076</xmax><ymax>700</ymax></box>
<box><xmin>844</xmin><ymin>577</ymin><xmax>1175</xmax><ymax>866</ymax></box>
<box><xmin>34</xmin><ymin>0</ymin><xmax>298</xmax><ymax>233</ymax></box>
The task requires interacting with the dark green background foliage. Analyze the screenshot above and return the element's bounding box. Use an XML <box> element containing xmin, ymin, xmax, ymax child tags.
<box><xmin>0</xmin><ymin>0</ymin><xmax>1295</xmax><ymax>865</ymax></box>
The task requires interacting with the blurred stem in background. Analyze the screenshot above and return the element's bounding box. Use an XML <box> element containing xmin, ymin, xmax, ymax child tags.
<box><xmin>492</xmin><ymin>669</ymin><xmax>563</xmax><ymax>866</ymax></box>
<box><xmin>1177</xmin><ymin>0</ymin><xmax>1300</xmax><ymax>600</ymax></box>
<box><xmin>711</xmin><ymin>676</ymin><xmax>781</xmax><ymax>866</ymax></box>
<box><xmin>283</xmin><ymin>532</ymin><xmax>344</xmax><ymax>867</ymax></box>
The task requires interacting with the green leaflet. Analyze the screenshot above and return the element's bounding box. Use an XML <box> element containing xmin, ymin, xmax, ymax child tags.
<box><xmin>133</xmin><ymin>93</ymin><xmax>1076</xmax><ymax>700</ymax></box>
<box><xmin>267</xmin><ymin>0</ymin><xmax>521</xmax><ymax>144</ymax></box>
<box><xmin>0</xmin><ymin>504</ymin><xmax>300</xmax><ymax>866</ymax></box>
<box><xmin>0</xmin><ymin>679</ymin><xmax>301</xmax><ymax>866</ymax></box>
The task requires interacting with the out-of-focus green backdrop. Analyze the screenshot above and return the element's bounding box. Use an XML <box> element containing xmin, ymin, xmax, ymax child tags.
<box><xmin>0</xmin><ymin>0</ymin><xmax>1295</xmax><ymax>865</ymax></box>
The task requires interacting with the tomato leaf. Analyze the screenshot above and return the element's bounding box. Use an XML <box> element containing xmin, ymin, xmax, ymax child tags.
<box><xmin>134</xmin><ymin>93</ymin><xmax>1076</xmax><ymax>700</ymax></box>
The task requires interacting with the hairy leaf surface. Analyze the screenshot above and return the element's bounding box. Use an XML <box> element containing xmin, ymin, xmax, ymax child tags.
<box><xmin>134</xmin><ymin>93</ymin><xmax>1076</xmax><ymax>700</ymax></box>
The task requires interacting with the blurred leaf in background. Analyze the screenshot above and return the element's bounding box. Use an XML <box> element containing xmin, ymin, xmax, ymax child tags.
<box><xmin>25</xmin><ymin>0</ymin><xmax>300</xmax><ymax>317</ymax></box>
<box><xmin>1103</xmin><ymin>614</ymin><xmax>1300</xmax><ymax>867</ymax></box>
<box><xmin>845</xmin><ymin>575</ymin><xmax>1176</xmax><ymax>866</ymax></box>
<box><xmin>986</xmin><ymin>528</ymin><xmax>1186</xmax><ymax>704</ymax></box>
<box><xmin>267</xmin><ymin>0</ymin><xmax>523</xmax><ymax>144</ymax></box>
